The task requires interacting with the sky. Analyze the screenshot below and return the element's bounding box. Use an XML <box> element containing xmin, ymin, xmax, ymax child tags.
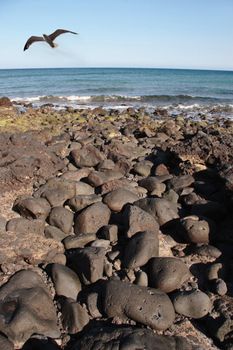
<box><xmin>0</xmin><ymin>0</ymin><xmax>233</xmax><ymax>70</ymax></box>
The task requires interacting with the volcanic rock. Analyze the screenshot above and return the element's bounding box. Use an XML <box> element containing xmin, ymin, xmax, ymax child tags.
<box><xmin>51</xmin><ymin>263</ymin><xmax>81</xmax><ymax>300</ymax></box>
<box><xmin>70</xmin><ymin>325</ymin><xmax>195</xmax><ymax>350</ymax></box>
<box><xmin>122</xmin><ymin>204</ymin><xmax>160</xmax><ymax>238</ymax></box>
<box><xmin>6</xmin><ymin>217</ymin><xmax>45</xmax><ymax>235</ymax></box>
<box><xmin>124</xmin><ymin>230</ymin><xmax>159</xmax><ymax>269</ymax></box>
<box><xmin>13</xmin><ymin>197</ymin><xmax>51</xmax><ymax>220</ymax></box>
<box><xmin>68</xmin><ymin>194</ymin><xmax>101</xmax><ymax>212</ymax></box>
<box><xmin>61</xmin><ymin>298</ymin><xmax>90</xmax><ymax>334</ymax></box>
<box><xmin>135</xmin><ymin>198</ymin><xmax>179</xmax><ymax>226</ymax></box>
<box><xmin>149</xmin><ymin>257</ymin><xmax>191</xmax><ymax>293</ymax></box>
<box><xmin>173</xmin><ymin>290</ymin><xmax>211</xmax><ymax>319</ymax></box>
<box><xmin>0</xmin><ymin>270</ymin><xmax>60</xmax><ymax>346</ymax></box>
<box><xmin>101</xmin><ymin>280</ymin><xmax>175</xmax><ymax>330</ymax></box>
<box><xmin>48</xmin><ymin>206</ymin><xmax>74</xmax><ymax>234</ymax></box>
<box><xmin>74</xmin><ymin>202</ymin><xmax>111</xmax><ymax>234</ymax></box>
<box><xmin>71</xmin><ymin>145</ymin><xmax>105</xmax><ymax>167</ymax></box>
<box><xmin>103</xmin><ymin>188</ymin><xmax>138</xmax><ymax>212</ymax></box>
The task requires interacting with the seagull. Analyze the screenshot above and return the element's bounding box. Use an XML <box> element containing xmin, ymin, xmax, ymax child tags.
<box><xmin>23</xmin><ymin>29</ymin><xmax>78</xmax><ymax>51</ymax></box>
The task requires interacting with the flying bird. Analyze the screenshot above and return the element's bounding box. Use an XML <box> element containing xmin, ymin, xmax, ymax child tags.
<box><xmin>23</xmin><ymin>29</ymin><xmax>78</xmax><ymax>51</ymax></box>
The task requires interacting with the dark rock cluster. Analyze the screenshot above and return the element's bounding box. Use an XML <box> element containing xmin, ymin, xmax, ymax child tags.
<box><xmin>0</xmin><ymin>105</ymin><xmax>232</xmax><ymax>349</ymax></box>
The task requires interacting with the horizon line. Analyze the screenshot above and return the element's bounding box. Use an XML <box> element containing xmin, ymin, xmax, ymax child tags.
<box><xmin>1</xmin><ymin>66</ymin><xmax>233</xmax><ymax>73</ymax></box>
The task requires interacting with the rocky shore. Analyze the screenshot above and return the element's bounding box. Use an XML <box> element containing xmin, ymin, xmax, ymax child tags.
<box><xmin>0</xmin><ymin>96</ymin><xmax>233</xmax><ymax>349</ymax></box>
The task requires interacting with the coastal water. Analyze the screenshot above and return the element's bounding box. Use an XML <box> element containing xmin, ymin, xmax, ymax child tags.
<box><xmin>0</xmin><ymin>67</ymin><xmax>233</xmax><ymax>118</ymax></box>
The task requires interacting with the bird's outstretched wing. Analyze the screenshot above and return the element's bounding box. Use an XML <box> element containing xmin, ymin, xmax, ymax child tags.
<box><xmin>24</xmin><ymin>36</ymin><xmax>44</xmax><ymax>51</ymax></box>
<box><xmin>48</xmin><ymin>29</ymin><xmax>78</xmax><ymax>41</ymax></box>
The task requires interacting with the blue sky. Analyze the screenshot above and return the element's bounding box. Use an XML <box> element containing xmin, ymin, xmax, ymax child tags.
<box><xmin>0</xmin><ymin>0</ymin><xmax>233</xmax><ymax>70</ymax></box>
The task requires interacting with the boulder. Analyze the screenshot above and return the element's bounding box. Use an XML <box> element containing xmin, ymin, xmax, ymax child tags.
<box><xmin>149</xmin><ymin>257</ymin><xmax>191</xmax><ymax>293</ymax></box>
<box><xmin>71</xmin><ymin>145</ymin><xmax>105</xmax><ymax>167</ymax></box>
<box><xmin>101</xmin><ymin>280</ymin><xmax>175</xmax><ymax>330</ymax></box>
<box><xmin>13</xmin><ymin>197</ymin><xmax>51</xmax><ymax>220</ymax></box>
<box><xmin>70</xmin><ymin>247</ymin><xmax>106</xmax><ymax>284</ymax></box>
<box><xmin>173</xmin><ymin>290</ymin><xmax>211</xmax><ymax>319</ymax></box>
<box><xmin>68</xmin><ymin>194</ymin><xmax>101</xmax><ymax>212</ymax></box>
<box><xmin>135</xmin><ymin>198</ymin><xmax>179</xmax><ymax>226</ymax></box>
<box><xmin>122</xmin><ymin>204</ymin><xmax>159</xmax><ymax>238</ymax></box>
<box><xmin>124</xmin><ymin>230</ymin><xmax>159</xmax><ymax>269</ymax></box>
<box><xmin>0</xmin><ymin>270</ymin><xmax>60</xmax><ymax>346</ymax></box>
<box><xmin>61</xmin><ymin>299</ymin><xmax>90</xmax><ymax>334</ymax></box>
<box><xmin>51</xmin><ymin>263</ymin><xmax>81</xmax><ymax>300</ymax></box>
<box><xmin>103</xmin><ymin>188</ymin><xmax>138</xmax><ymax>212</ymax></box>
<box><xmin>6</xmin><ymin>218</ymin><xmax>45</xmax><ymax>236</ymax></box>
<box><xmin>48</xmin><ymin>206</ymin><xmax>74</xmax><ymax>234</ymax></box>
<box><xmin>70</xmin><ymin>325</ymin><xmax>195</xmax><ymax>350</ymax></box>
<box><xmin>74</xmin><ymin>202</ymin><xmax>111</xmax><ymax>234</ymax></box>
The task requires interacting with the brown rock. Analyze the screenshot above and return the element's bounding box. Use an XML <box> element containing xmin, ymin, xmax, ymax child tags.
<box><xmin>74</xmin><ymin>202</ymin><xmax>111</xmax><ymax>234</ymax></box>
<box><xmin>103</xmin><ymin>188</ymin><xmax>138</xmax><ymax>212</ymax></box>
<box><xmin>71</xmin><ymin>145</ymin><xmax>105</xmax><ymax>167</ymax></box>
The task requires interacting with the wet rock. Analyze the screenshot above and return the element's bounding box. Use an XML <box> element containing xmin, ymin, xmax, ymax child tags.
<box><xmin>101</xmin><ymin>280</ymin><xmax>175</xmax><ymax>330</ymax></box>
<box><xmin>0</xmin><ymin>270</ymin><xmax>60</xmax><ymax>346</ymax></box>
<box><xmin>44</xmin><ymin>225</ymin><xmax>68</xmax><ymax>241</ymax></box>
<box><xmin>103</xmin><ymin>188</ymin><xmax>138</xmax><ymax>212</ymax></box>
<box><xmin>135</xmin><ymin>198</ymin><xmax>179</xmax><ymax>226</ymax></box>
<box><xmin>0</xmin><ymin>230</ymin><xmax>64</xmax><ymax>265</ymax></box>
<box><xmin>6</xmin><ymin>217</ymin><xmax>45</xmax><ymax>235</ymax></box>
<box><xmin>51</xmin><ymin>263</ymin><xmax>81</xmax><ymax>300</ymax></box>
<box><xmin>149</xmin><ymin>257</ymin><xmax>191</xmax><ymax>293</ymax></box>
<box><xmin>71</xmin><ymin>145</ymin><xmax>105</xmax><ymax>167</ymax></box>
<box><xmin>68</xmin><ymin>194</ymin><xmax>101</xmax><ymax>212</ymax></box>
<box><xmin>124</xmin><ymin>230</ymin><xmax>159</xmax><ymax>269</ymax></box>
<box><xmin>70</xmin><ymin>325</ymin><xmax>195</xmax><ymax>350</ymax></box>
<box><xmin>173</xmin><ymin>290</ymin><xmax>211</xmax><ymax>319</ymax></box>
<box><xmin>70</xmin><ymin>247</ymin><xmax>106</xmax><ymax>284</ymax></box>
<box><xmin>61</xmin><ymin>298</ymin><xmax>89</xmax><ymax>334</ymax></box>
<box><xmin>180</xmin><ymin>216</ymin><xmax>210</xmax><ymax>243</ymax></box>
<box><xmin>87</xmin><ymin>170</ymin><xmax>123</xmax><ymax>187</ymax></box>
<box><xmin>122</xmin><ymin>204</ymin><xmax>159</xmax><ymax>238</ymax></box>
<box><xmin>63</xmin><ymin>233</ymin><xmax>96</xmax><ymax>249</ymax></box>
<box><xmin>13</xmin><ymin>197</ymin><xmax>51</xmax><ymax>220</ymax></box>
<box><xmin>48</xmin><ymin>207</ymin><xmax>74</xmax><ymax>234</ymax></box>
<box><xmin>74</xmin><ymin>202</ymin><xmax>111</xmax><ymax>234</ymax></box>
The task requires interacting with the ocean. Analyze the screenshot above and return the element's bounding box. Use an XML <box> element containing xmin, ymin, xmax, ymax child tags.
<box><xmin>0</xmin><ymin>67</ymin><xmax>233</xmax><ymax>118</ymax></box>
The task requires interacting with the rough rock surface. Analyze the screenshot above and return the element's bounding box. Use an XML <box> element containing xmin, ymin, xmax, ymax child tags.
<box><xmin>70</xmin><ymin>325</ymin><xmax>197</xmax><ymax>350</ymax></box>
<box><xmin>101</xmin><ymin>280</ymin><xmax>175</xmax><ymax>330</ymax></box>
<box><xmin>0</xmin><ymin>270</ymin><xmax>60</xmax><ymax>346</ymax></box>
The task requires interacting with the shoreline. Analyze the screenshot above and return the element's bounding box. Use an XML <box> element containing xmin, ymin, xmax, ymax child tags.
<box><xmin>0</xmin><ymin>97</ymin><xmax>232</xmax><ymax>349</ymax></box>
